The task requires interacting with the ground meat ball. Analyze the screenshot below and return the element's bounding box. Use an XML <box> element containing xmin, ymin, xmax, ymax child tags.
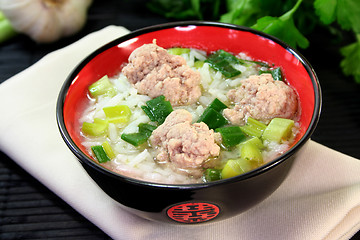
<box><xmin>150</xmin><ymin>109</ymin><xmax>220</xmax><ymax>172</ymax></box>
<box><xmin>223</xmin><ymin>73</ymin><xmax>298</xmax><ymax>125</ymax></box>
<box><xmin>121</xmin><ymin>43</ymin><xmax>201</xmax><ymax>106</ymax></box>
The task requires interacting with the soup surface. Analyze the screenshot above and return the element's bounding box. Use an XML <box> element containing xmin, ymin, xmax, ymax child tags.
<box><xmin>80</xmin><ymin>42</ymin><xmax>300</xmax><ymax>184</ymax></box>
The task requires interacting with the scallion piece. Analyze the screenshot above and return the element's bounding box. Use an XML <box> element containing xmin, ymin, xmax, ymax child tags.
<box><xmin>88</xmin><ymin>75</ymin><xmax>116</xmax><ymax>97</ymax></box>
<box><xmin>121</xmin><ymin>123</ymin><xmax>157</xmax><ymax>147</ymax></box>
<box><xmin>240</xmin><ymin>141</ymin><xmax>263</xmax><ymax>164</ymax></box>
<box><xmin>205</xmin><ymin>50</ymin><xmax>241</xmax><ymax>78</ymax></box>
<box><xmin>138</xmin><ymin>123</ymin><xmax>157</xmax><ymax>136</ymax></box>
<box><xmin>207</xmin><ymin>98</ymin><xmax>228</xmax><ymax>112</ymax></box>
<box><xmin>197</xmin><ymin>98</ymin><xmax>228</xmax><ymax>129</ymax></box>
<box><xmin>103</xmin><ymin>105</ymin><xmax>131</xmax><ymax>124</ymax></box>
<box><xmin>204</xmin><ymin>168</ymin><xmax>222</xmax><ymax>182</ymax></box>
<box><xmin>121</xmin><ymin>132</ymin><xmax>149</xmax><ymax>147</ymax></box>
<box><xmin>197</xmin><ymin>108</ymin><xmax>228</xmax><ymax>129</ymax></box>
<box><xmin>82</xmin><ymin>118</ymin><xmax>108</xmax><ymax>136</ymax></box>
<box><xmin>101</xmin><ymin>141</ymin><xmax>116</xmax><ymax>159</ymax></box>
<box><xmin>259</xmin><ymin>67</ymin><xmax>284</xmax><ymax>81</ymax></box>
<box><xmin>141</xmin><ymin>95</ymin><xmax>173</xmax><ymax>124</ymax></box>
<box><xmin>167</xmin><ymin>47</ymin><xmax>191</xmax><ymax>55</ymax></box>
<box><xmin>221</xmin><ymin>158</ymin><xmax>256</xmax><ymax>179</ymax></box>
<box><xmin>262</xmin><ymin>118</ymin><xmax>294</xmax><ymax>143</ymax></box>
<box><xmin>240</xmin><ymin>137</ymin><xmax>264</xmax><ymax>149</ymax></box>
<box><xmin>194</xmin><ymin>60</ymin><xmax>205</xmax><ymax>68</ymax></box>
<box><xmin>215</xmin><ymin>126</ymin><xmax>246</xmax><ymax>148</ymax></box>
<box><xmin>91</xmin><ymin>145</ymin><xmax>111</xmax><ymax>163</ymax></box>
<box><xmin>240</xmin><ymin>117</ymin><xmax>267</xmax><ymax>138</ymax></box>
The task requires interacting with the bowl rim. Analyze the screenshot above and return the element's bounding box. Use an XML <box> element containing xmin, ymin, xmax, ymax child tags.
<box><xmin>56</xmin><ymin>20</ymin><xmax>322</xmax><ymax>190</ymax></box>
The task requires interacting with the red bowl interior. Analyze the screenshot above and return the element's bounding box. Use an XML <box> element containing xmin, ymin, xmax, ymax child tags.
<box><xmin>62</xmin><ymin>23</ymin><xmax>319</xmax><ymax>161</ymax></box>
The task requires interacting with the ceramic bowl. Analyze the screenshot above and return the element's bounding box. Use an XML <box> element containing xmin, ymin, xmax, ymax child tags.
<box><xmin>56</xmin><ymin>21</ymin><xmax>321</xmax><ymax>224</ymax></box>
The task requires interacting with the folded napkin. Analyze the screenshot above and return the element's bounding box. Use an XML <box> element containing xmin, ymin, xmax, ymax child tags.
<box><xmin>0</xmin><ymin>25</ymin><xmax>359</xmax><ymax>240</ymax></box>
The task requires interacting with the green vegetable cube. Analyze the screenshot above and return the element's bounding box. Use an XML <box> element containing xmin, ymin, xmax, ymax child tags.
<box><xmin>103</xmin><ymin>105</ymin><xmax>131</xmax><ymax>123</ymax></box>
<box><xmin>204</xmin><ymin>168</ymin><xmax>222</xmax><ymax>182</ymax></box>
<box><xmin>88</xmin><ymin>75</ymin><xmax>116</xmax><ymax>97</ymax></box>
<box><xmin>262</xmin><ymin>118</ymin><xmax>295</xmax><ymax>143</ymax></box>
<box><xmin>167</xmin><ymin>47</ymin><xmax>191</xmax><ymax>55</ymax></box>
<box><xmin>240</xmin><ymin>137</ymin><xmax>264</xmax><ymax>149</ymax></box>
<box><xmin>194</xmin><ymin>61</ymin><xmax>205</xmax><ymax>68</ymax></box>
<box><xmin>101</xmin><ymin>141</ymin><xmax>116</xmax><ymax>159</ymax></box>
<box><xmin>240</xmin><ymin>141</ymin><xmax>263</xmax><ymax>164</ymax></box>
<box><xmin>82</xmin><ymin>118</ymin><xmax>108</xmax><ymax>136</ymax></box>
<box><xmin>240</xmin><ymin>117</ymin><xmax>267</xmax><ymax>138</ymax></box>
<box><xmin>221</xmin><ymin>158</ymin><xmax>255</xmax><ymax>179</ymax></box>
<box><xmin>216</xmin><ymin>126</ymin><xmax>246</xmax><ymax>148</ymax></box>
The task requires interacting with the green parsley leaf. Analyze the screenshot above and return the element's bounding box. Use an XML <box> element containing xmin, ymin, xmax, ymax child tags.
<box><xmin>340</xmin><ymin>36</ymin><xmax>360</xmax><ymax>83</ymax></box>
<box><xmin>314</xmin><ymin>0</ymin><xmax>360</xmax><ymax>32</ymax></box>
<box><xmin>251</xmin><ymin>0</ymin><xmax>309</xmax><ymax>49</ymax></box>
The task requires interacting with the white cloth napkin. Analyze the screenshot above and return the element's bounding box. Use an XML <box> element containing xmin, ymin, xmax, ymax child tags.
<box><xmin>0</xmin><ymin>25</ymin><xmax>359</xmax><ymax>240</ymax></box>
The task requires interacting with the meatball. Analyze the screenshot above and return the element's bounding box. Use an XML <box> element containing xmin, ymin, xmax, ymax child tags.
<box><xmin>150</xmin><ymin>109</ymin><xmax>220</xmax><ymax>172</ymax></box>
<box><xmin>223</xmin><ymin>73</ymin><xmax>298</xmax><ymax>125</ymax></box>
<box><xmin>121</xmin><ymin>43</ymin><xmax>201</xmax><ymax>106</ymax></box>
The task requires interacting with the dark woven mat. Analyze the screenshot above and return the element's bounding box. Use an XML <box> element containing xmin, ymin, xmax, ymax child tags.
<box><xmin>1</xmin><ymin>1</ymin><xmax>359</xmax><ymax>239</ymax></box>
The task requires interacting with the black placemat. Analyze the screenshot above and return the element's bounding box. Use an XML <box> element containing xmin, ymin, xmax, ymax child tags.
<box><xmin>1</xmin><ymin>1</ymin><xmax>359</xmax><ymax>239</ymax></box>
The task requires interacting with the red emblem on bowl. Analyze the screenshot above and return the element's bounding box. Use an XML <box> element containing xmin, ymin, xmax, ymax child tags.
<box><xmin>167</xmin><ymin>202</ymin><xmax>220</xmax><ymax>223</ymax></box>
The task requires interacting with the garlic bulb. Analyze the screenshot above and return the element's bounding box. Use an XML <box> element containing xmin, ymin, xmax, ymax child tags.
<box><xmin>0</xmin><ymin>0</ymin><xmax>92</xmax><ymax>43</ymax></box>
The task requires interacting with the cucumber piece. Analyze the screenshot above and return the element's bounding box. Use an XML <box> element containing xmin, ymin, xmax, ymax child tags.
<box><xmin>262</xmin><ymin>118</ymin><xmax>295</xmax><ymax>143</ymax></box>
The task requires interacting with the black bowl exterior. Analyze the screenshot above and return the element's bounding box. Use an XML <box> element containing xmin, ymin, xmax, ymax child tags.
<box><xmin>80</xmin><ymin>153</ymin><xmax>296</xmax><ymax>224</ymax></box>
<box><xmin>57</xmin><ymin>21</ymin><xmax>321</xmax><ymax>224</ymax></box>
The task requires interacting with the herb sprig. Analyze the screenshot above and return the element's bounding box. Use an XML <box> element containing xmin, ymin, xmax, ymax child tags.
<box><xmin>147</xmin><ymin>0</ymin><xmax>360</xmax><ymax>83</ymax></box>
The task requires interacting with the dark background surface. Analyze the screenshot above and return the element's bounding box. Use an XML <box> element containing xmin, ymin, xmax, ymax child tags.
<box><xmin>1</xmin><ymin>1</ymin><xmax>359</xmax><ymax>239</ymax></box>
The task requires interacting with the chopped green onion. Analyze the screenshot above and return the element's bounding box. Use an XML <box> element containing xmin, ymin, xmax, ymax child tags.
<box><xmin>259</xmin><ymin>67</ymin><xmax>284</xmax><ymax>81</ymax></box>
<box><xmin>262</xmin><ymin>118</ymin><xmax>295</xmax><ymax>143</ymax></box>
<box><xmin>240</xmin><ymin>137</ymin><xmax>264</xmax><ymax>149</ymax></box>
<box><xmin>240</xmin><ymin>117</ymin><xmax>267</xmax><ymax>138</ymax></box>
<box><xmin>121</xmin><ymin>123</ymin><xmax>157</xmax><ymax>146</ymax></box>
<box><xmin>91</xmin><ymin>145</ymin><xmax>111</xmax><ymax>163</ymax></box>
<box><xmin>194</xmin><ymin>61</ymin><xmax>205</xmax><ymax>68</ymax></box>
<box><xmin>121</xmin><ymin>132</ymin><xmax>150</xmax><ymax>147</ymax></box>
<box><xmin>141</xmin><ymin>95</ymin><xmax>173</xmax><ymax>124</ymax></box>
<box><xmin>167</xmin><ymin>47</ymin><xmax>191</xmax><ymax>55</ymax></box>
<box><xmin>221</xmin><ymin>158</ymin><xmax>255</xmax><ymax>179</ymax></box>
<box><xmin>204</xmin><ymin>168</ymin><xmax>222</xmax><ymax>182</ymax></box>
<box><xmin>138</xmin><ymin>123</ymin><xmax>157</xmax><ymax>136</ymax></box>
<box><xmin>240</xmin><ymin>141</ymin><xmax>263</xmax><ymax>164</ymax></box>
<box><xmin>197</xmin><ymin>98</ymin><xmax>228</xmax><ymax>129</ymax></box>
<box><xmin>101</xmin><ymin>141</ymin><xmax>116</xmax><ymax>159</ymax></box>
<box><xmin>207</xmin><ymin>98</ymin><xmax>228</xmax><ymax>112</ymax></box>
<box><xmin>243</xmin><ymin>59</ymin><xmax>270</xmax><ymax>68</ymax></box>
<box><xmin>103</xmin><ymin>105</ymin><xmax>131</xmax><ymax>124</ymax></box>
<box><xmin>82</xmin><ymin>118</ymin><xmax>108</xmax><ymax>136</ymax></box>
<box><xmin>216</xmin><ymin>126</ymin><xmax>246</xmax><ymax>148</ymax></box>
<box><xmin>197</xmin><ymin>108</ymin><xmax>228</xmax><ymax>129</ymax></box>
<box><xmin>205</xmin><ymin>50</ymin><xmax>242</xmax><ymax>78</ymax></box>
<box><xmin>88</xmin><ymin>75</ymin><xmax>116</xmax><ymax>97</ymax></box>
